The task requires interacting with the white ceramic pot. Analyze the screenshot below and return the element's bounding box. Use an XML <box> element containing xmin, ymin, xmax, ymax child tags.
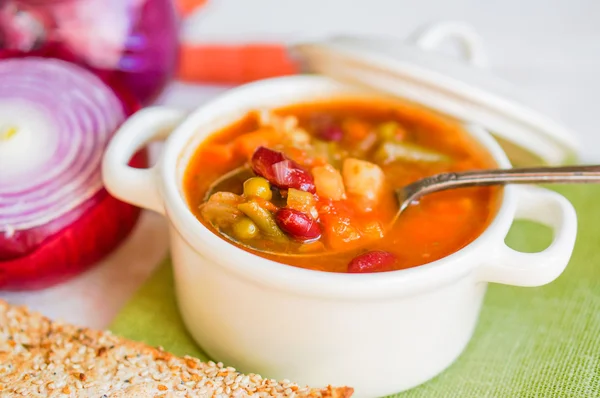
<box><xmin>102</xmin><ymin>76</ymin><xmax>577</xmax><ymax>398</ymax></box>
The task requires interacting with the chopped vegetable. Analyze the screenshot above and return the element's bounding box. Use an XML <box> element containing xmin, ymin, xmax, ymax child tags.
<box><xmin>201</xmin><ymin>143</ymin><xmax>234</xmax><ymax>164</ymax></box>
<box><xmin>234</xmin><ymin>127</ymin><xmax>281</xmax><ymax>159</ymax></box>
<box><xmin>374</xmin><ymin>141</ymin><xmax>450</xmax><ymax>164</ymax></box>
<box><xmin>376</xmin><ymin>121</ymin><xmax>407</xmax><ymax>142</ymax></box>
<box><xmin>238</xmin><ymin>201</ymin><xmax>286</xmax><ymax>240</ymax></box>
<box><xmin>201</xmin><ymin>192</ymin><xmax>245</xmax><ymax>228</ymax></box>
<box><xmin>342</xmin><ymin>118</ymin><xmax>370</xmax><ymax>141</ymax></box>
<box><xmin>287</xmin><ymin>188</ymin><xmax>318</xmax><ymax>219</ymax></box>
<box><xmin>312</xmin><ymin>164</ymin><xmax>346</xmax><ymax>201</ymax></box>
<box><xmin>342</xmin><ymin>158</ymin><xmax>385</xmax><ymax>204</ymax></box>
<box><xmin>312</xmin><ymin>139</ymin><xmax>345</xmax><ymax>168</ymax></box>
<box><xmin>208</xmin><ymin>192</ymin><xmax>244</xmax><ymax>206</ymax></box>
<box><xmin>347</xmin><ymin>251</ymin><xmax>396</xmax><ymax>273</ymax></box>
<box><xmin>200</xmin><ymin>202</ymin><xmax>242</xmax><ymax>229</ymax></box>
<box><xmin>252</xmin><ymin>196</ymin><xmax>279</xmax><ymax>213</ymax></box>
<box><xmin>353</xmin><ymin>131</ymin><xmax>378</xmax><ymax>154</ymax></box>
<box><xmin>258</xmin><ymin>110</ymin><xmax>297</xmax><ymax>132</ymax></box>
<box><xmin>320</xmin><ymin>212</ymin><xmax>362</xmax><ymax>250</ymax></box>
<box><xmin>284</xmin><ymin>127</ymin><xmax>312</xmax><ymax>147</ymax></box>
<box><xmin>243</xmin><ymin>177</ymin><xmax>272</xmax><ymax>201</ymax></box>
<box><xmin>232</xmin><ymin>217</ymin><xmax>259</xmax><ymax>240</ymax></box>
<box><xmin>275</xmin><ymin>208</ymin><xmax>321</xmax><ymax>241</ymax></box>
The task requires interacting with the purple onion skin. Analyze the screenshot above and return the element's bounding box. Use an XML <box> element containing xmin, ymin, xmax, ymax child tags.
<box><xmin>0</xmin><ymin>0</ymin><xmax>180</xmax><ymax>105</ymax></box>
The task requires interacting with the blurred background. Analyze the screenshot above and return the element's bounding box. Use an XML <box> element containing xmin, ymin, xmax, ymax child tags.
<box><xmin>167</xmin><ymin>0</ymin><xmax>600</xmax><ymax>161</ymax></box>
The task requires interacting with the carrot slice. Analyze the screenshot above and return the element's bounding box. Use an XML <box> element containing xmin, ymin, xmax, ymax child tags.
<box><xmin>342</xmin><ymin>118</ymin><xmax>371</xmax><ymax>141</ymax></box>
<box><xmin>200</xmin><ymin>144</ymin><xmax>234</xmax><ymax>164</ymax></box>
<box><xmin>253</xmin><ymin>197</ymin><xmax>279</xmax><ymax>213</ymax></box>
<box><xmin>234</xmin><ymin>128</ymin><xmax>281</xmax><ymax>159</ymax></box>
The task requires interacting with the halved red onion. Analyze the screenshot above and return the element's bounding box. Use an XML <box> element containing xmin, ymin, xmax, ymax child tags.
<box><xmin>0</xmin><ymin>57</ymin><xmax>144</xmax><ymax>289</ymax></box>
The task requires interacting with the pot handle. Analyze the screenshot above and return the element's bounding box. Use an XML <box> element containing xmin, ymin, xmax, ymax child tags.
<box><xmin>479</xmin><ymin>185</ymin><xmax>577</xmax><ymax>287</ymax></box>
<box><xmin>411</xmin><ymin>21</ymin><xmax>488</xmax><ymax>68</ymax></box>
<box><xmin>102</xmin><ymin>107</ymin><xmax>187</xmax><ymax>215</ymax></box>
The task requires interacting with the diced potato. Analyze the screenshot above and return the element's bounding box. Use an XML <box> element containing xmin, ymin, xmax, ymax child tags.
<box><xmin>284</xmin><ymin>127</ymin><xmax>312</xmax><ymax>148</ymax></box>
<box><xmin>342</xmin><ymin>158</ymin><xmax>385</xmax><ymax>204</ymax></box>
<box><xmin>287</xmin><ymin>188</ymin><xmax>317</xmax><ymax>218</ymax></box>
<box><xmin>257</xmin><ymin>109</ymin><xmax>298</xmax><ymax>132</ymax></box>
<box><xmin>312</xmin><ymin>164</ymin><xmax>346</xmax><ymax>201</ymax></box>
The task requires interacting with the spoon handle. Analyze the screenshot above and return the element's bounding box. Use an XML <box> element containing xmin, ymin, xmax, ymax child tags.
<box><xmin>400</xmin><ymin>164</ymin><xmax>600</xmax><ymax>209</ymax></box>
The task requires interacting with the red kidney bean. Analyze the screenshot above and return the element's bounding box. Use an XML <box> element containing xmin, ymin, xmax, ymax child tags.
<box><xmin>310</xmin><ymin>114</ymin><xmax>343</xmax><ymax>142</ymax></box>
<box><xmin>251</xmin><ymin>146</ymin><xmax>285</xmax><ymax>181</ymax></box>
<box><xmin>319</xmin><ymin>124</ymin><xmax>344</xmax><ymax>142</ymax></box>
<box><xmin>275</xmin><ymin>208</ymin><xmax>321</xmax><ymax>241</ymax></box>
<box><xmin>251</xmin><ymin>147</ymin><xmax>316</xmax><ymax>193</ymax></box>
<box><xmin>271</xmin><ymin>160</ymin><xmax>316</xmax><ymax>193</ymax></box>
<box><xmin>347</xmin><ymin>251</ymin><xmax>397</xmax><ymax>273</ymax></box>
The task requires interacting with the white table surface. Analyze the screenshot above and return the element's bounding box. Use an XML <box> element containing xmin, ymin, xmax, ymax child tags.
<box><xmin>2</xmin><ymin>0</ymin><xmax>600</xmax><ymax>329</ymax></box>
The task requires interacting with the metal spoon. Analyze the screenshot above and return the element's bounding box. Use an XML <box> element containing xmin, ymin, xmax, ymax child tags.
<box><xmin>392</xmin><ymin>164</ymin><xmax>600</xmax><ymax>223</ymax></box>
<box><xmin>205</xmin><ymin>164</ymin><xmax>600</xmax><ymax>257</ymax></box>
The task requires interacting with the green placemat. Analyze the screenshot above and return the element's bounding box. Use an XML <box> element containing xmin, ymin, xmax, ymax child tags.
<box><xmin>110</xmin><ymin>185</ymin><xmax>600</xmax><ymax>397</ymax></box>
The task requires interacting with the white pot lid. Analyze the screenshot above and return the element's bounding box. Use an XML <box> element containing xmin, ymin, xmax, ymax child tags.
<box><xmin>290</xmin><ymin>21</ymin><xmax>579</xmax><ymax>166</ymax></box>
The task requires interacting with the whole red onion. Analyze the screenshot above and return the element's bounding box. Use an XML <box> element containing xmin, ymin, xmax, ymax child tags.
<box><xmin>0</xmin><ymin>0</ymin><xmax>180</xmax><ymax>105</ymax></box>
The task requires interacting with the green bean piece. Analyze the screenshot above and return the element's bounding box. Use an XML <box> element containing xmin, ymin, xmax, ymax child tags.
<box><xmin>374</xmin><ymin>141</ymin><xmax>451</xmax><ymax>164</ymax></box>
<box><xmin>237</xmin><ymin>201</ymin><xmax>287</xmax><ymax>240</ymax></box>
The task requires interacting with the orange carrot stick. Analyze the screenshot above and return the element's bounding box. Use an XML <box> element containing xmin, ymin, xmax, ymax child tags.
<box><xmin>178</xmin><ymin>43</ymin><xmax>300</xmax><ymax>84</ymax></box>
<box><xmin>176</xmin><ymin>0</ymin><xmax>208</xmax><ymax>16</ymax></box>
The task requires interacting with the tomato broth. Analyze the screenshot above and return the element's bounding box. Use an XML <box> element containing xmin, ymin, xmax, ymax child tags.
<box><xmin>184</xmin><ymin>98</ymin><xmax>500</xmax><ymax>273</ymax></box>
